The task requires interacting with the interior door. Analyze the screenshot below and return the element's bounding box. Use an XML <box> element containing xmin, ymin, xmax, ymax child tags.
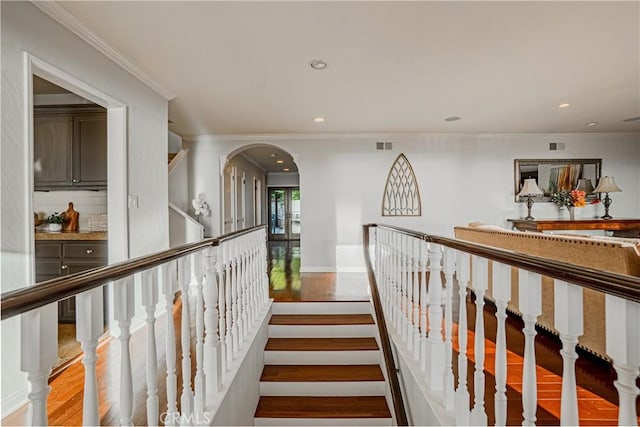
<box><xmin>268</xmin><ymin>187</ymin><xmax>300</xmax><ymax>240</ymax></box>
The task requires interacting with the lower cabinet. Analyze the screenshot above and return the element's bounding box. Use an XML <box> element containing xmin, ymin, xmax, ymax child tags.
<box><xmin>35</xmin><ymin>240</ymin><xmax>107</xmax><ymax>323</ymax></box>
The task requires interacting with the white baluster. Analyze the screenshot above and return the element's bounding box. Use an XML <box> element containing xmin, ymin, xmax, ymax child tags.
<box><xmin>224</xmin><ymin>241</ymin><xmax>233</xmax><ymax>367</ymax></box>
<box><xmin>427</xmin><ymin>243</ymin><xmax>444</xmax><ymax>391</ymax></box>
<box><xmin>192</xmin><ymin>251</ymin><xmax>206</xmax><ymax>418</ymax></box>
<box><xmin>161</xmin><ymin>262</ymin><xmax>179</xmax><ymax>426</ymax></box>
<box><xmin>178</xmin><ymin>256</ymin><xmax>193</xmax><ymax>421</ymax></box>
<box><xmin>605</xmin><ymin>295</ymin><xmax>640</xmax><ymax>426</ymax></box>
<box><xmin>21</xmin><ymin>304</ymin><xmax>57</xmax><ymax>426</ymax></box>
<box><xmin>554</xmin><ymin>279</ymin><xmax>583</xmax><ymax>426</ymax></box>
<box><xmin>419</xmin><ymin>239</ymin><xmax>428</xmax><ymax>372</ymax></box>
<box><xmin>204</xmin><ymin>247</ymin><xmax>222</xmax><ymax>398</ymax></box>
<box><xmin>242</xmin><ymin>241</ymin><xmax>250</xmax><ymax>340</ymax></box>
<box><xmin>412</xmin><ymin>238</ymin><xmax>421</xmax><ymax>359</ymax></box>
<box><xmin>442</xmin><ymin>247</ymin><xmax>456</xmax><ymax>411</ymax></box>
<box><xmin>395</xmin><ymin>232</ymin><xmax>402</xmax><ymax>335</ymax></box>
<box><xmin>470</xmin><ymin>256</ymin><xmax>488</xmax><ymax>426</ymax></box>
<box><xmin>141</xmin><ymin>269</ymin><xmax>159</xmax><ymax>425</ymax></box>
<box><xmin>406</xmin><ymin>236</ymin><xmax>414</xmax><ymax>353</ymax></box>
<box><xmin>400</xmin><ymin>234</ymin><xmax>408</xmax><ymax>342</ymax></box>
<box><xmin>455</xmin><ymin>251</ymin><xmax>471</xmax><ymax>426</ymax></box>
<box><xmin>113</xmin><ymin>277</ymin><xmax>135</xmax><ymax>426</ymax></box>
<box><xmin>493</xmin><ymin>262</ymin><xmax>512</xmax><ymax>427</ymax></box>
<box><xmin>76</xmin><ymin>287</ymin><xmax>104</xmax><ymax>426</ymax></box>
<box><xmin>519</xmin><ymin>270</ymin><xmax>541</xmax><ymax>426</ymax></box>
<box><xmin>231</xmin><ymin>240</ymin><xmax>240</xmax><ymax>357</ymax></box>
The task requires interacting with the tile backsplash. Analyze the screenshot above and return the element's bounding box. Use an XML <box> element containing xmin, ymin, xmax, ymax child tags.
<box><xmin>34</xmin><ymin>190</ymin><xmax>107</xmax><ymax>231</ymax></box>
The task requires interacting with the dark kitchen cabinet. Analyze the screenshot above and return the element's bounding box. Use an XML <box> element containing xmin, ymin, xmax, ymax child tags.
<box><xmin>34</xmin><ymin>108</ymin><xmax>107</xmax><ymax>191</ymax></box>
<box><xmin>35</xmin><ymin>240</ymin><xmax>107</xmax><ymax>323</ymax></box>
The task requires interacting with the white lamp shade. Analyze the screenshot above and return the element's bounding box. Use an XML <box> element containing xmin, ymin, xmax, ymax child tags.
<box><xmin>594</xmin><ymin>176</ymin><xmax>622</xmax><ymax>193</ymax></box>
<box><xmin>518</xmin><ymin>178</ymin><xmax>544</xmax><ymax>196</ymax></box>
<box><xmin>574</xmin><ymin>178</ymin><xmax>595</xmax><ymax>193</ymax></box>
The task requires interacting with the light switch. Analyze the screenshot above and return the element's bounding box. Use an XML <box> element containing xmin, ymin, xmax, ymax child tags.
<box><xmin>128</xmin><ymin>195</ymin><xmax>139</xmax><ymax>208</ymax></box>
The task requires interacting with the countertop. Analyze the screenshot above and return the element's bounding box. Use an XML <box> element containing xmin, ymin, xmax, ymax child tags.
<box><xmin>35</xmin><ymin>230</ymin><xmax>108</xmax><ymax>241</ymax></box>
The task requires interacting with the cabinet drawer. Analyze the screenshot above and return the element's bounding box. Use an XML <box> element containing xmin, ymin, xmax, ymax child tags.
<box><xmin>35</xmin><ymin>242</ymin><xmax>62</xmax><ymax>259</ymax></box>
<box><xmin>35</xmin><ymin>260</ymin><xmax>62</xmax><ymax>277</ymax></box>
<box><xmin>63</xmin><ymin>242</ymin><xmax>107</xmax><ymax>260</ymax></box>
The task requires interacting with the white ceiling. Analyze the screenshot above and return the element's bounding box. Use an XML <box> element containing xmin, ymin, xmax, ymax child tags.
<box><xmin>54</xmin><ymin>1</ymin><xmax>640</xmax><ymax>136</ymax></box>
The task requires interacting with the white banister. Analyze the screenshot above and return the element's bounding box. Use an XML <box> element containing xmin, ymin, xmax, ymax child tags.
<box><xmin>21</xmin><ymin>304</ymin><xmax>57</xmax><ymax>426</ymax></box>
<box><xmin>455</xmin><ymin>251</ymin><xmax>471</xmax><ymax>426</ymax></box>
<box><xmin>519</xmin><ymin>270</ymin><xmax>541</xmax><ymax>426</ymax></box>
<box><xmin>470</xmin><ymin>256</ymin><xmax>488</xmax><ymax>426</ymax></box>
<box><xmin>113</xmin><ymin>277</ymin><xmax>135</xmax><ymax>426</ymax></box>
<box><xmin>554</xmin><ymin>279</ymin><xmax>583</xmax><ymax>425</ymax></box>
<box><xmin>426</xmin><ymin>243</ymin><xmax>444</xmax><ymax>390</ymax></box>
<box><xmin>76</xmin><ymin>287</ymin><xmax>104</xmax><ymax>426</ymax></box>
<box><xmin>492</xmin><ymin>262</ymin><xmax>511</xmax><ymax>427</ymax></box>
<box><xmin>605</xmin><ymin>295</ymin><xmax>640</xmax><ymax>426</ymax></box>
<box><xmin>161</xmin><ymin>262</ymin><xmax>179</xmax><ymax>426</ymax></box>
<box><xmin>442</xmin><ymin>247</ymin><xmax>456</xmax><ymax>411</ymax></box>
<box><xmin>141</xmin><ymin>268</ymin><xmax>159</xmax><ymax>425</ymax></box>
<box><xmin>178</xmin><ymin>256</ymin><xmax>193</xmax><ymax>422</ymax></box>
<box><xmin>192</xmin><ymin>251</ymin><xmax>206</xmax><ymax>418</ymax></box>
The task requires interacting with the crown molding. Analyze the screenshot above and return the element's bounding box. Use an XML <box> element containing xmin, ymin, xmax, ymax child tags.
<box><xmin>31</xmin><ymin>1</ymin><xmax>176</xmax><ymax>100</ymax></box>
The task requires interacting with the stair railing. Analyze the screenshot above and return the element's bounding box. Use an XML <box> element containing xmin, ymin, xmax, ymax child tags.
<box><xmin>363</xmin><ymin>223</ymin><xmax>640</xmax><ymax>426</ymax></box>
<box><xmin>1</xmin><ymin>225</ymin><xmax>271</xmax><ymax>426</ymax></box>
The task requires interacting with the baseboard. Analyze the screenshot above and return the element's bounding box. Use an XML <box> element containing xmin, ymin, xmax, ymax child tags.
<box><xmin>2</xmin><ymin>386</ymin><xmax>28</xmax><ymax>420</ymax></box>
<box><xmin>336</xmin><ymin>266</ymin><xmax>367</xmax><ymax>273</ymax></box>
<box><xmin>299</xmin><ymin>266</ymin><xmax>335</xmax><ymax>273</ymax></box>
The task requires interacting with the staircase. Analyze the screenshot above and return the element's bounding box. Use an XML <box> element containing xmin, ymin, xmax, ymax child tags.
<box><xmin>254</xmin><ymin>301</ymin><xmax>393</xmax><ymax>426</ymax></box>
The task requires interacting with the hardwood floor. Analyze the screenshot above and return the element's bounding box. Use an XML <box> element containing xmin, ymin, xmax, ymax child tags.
<box><xmin>3</xmin><ymin>239</ymin><xmax>637</xmax><ymax>425</ymax></box>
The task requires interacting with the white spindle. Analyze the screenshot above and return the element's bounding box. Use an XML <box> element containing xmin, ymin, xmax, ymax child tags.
<box><xmin>419</xmin><ymin>239</ymin><xmax>428</xmax><ymax>372</ymax></box>
<box><xmin>455</xmin><ymin>251</ymin><xmax>471</xmax><ymax>426</ymax></box>
<box><xmin>395</xmin><ymin>232</ymin><xmax>402</xmax><ymax>335</ymax></box>
<box><xmin>141</xmin><ymin>269</ymin><xmax>159</xmax><ymax>425</ymax></box>
<box><xmin>21</xmin><ymin>304</ymin><xmax>57</xmax><ymax>426</ymax></box>
<box><xmin>605</xmin><ymin>295</ymin><xmax>640</xmax><ymax>426</ymax></box>
<box><xmin>426</xmin><ymin>244</ymin><xmax>444</xmax><ymax>390</ymax></box>
<box><xmin>178</xmin><ymin>256</ymin><xmax>193</xmax><ymax>421</ymax></box>
<box><xmin>492</xmin><ymin>262</ymin><xmax>511</xmax><ymax>427</ymax></box>
<box><xmin>204</xmin><ymin>247</ymin><xmax>222</xmax><ymax>398</ymax></box>
<box><xmin>519</xmin><ymin>270</ymin><xmax>541</xmax><ymax>426</ymax></box>
<box><xmin>192</xmin><ymin>251</ymin><xmax>206</xmax><ymax>418</ymax></box>
<box><xmin>442</xmin><ymin>247</ymin><xmax>456</xmax><ymax>411</ymax></box>
<box><xmin>76</xmin><ymin>287</ymin><xmax>104</xmax><ymax>426</ymax></box>
<box><xmin>224</xmin><ymin>241</ymin><xmax>233</xmax><ymax>367</ymax></box>
<box><xmin>554</xmin><ymin>279</ymin><xmax>583</xmax><ymax>426</ymax></box>
<box><xmin>231</xmin><ymin>240</ymin><xmax>240</xmax><ymax>356</ymax></box>
<box><xmin>161</xmin><ymin>262</ymin><xmax>179</xmax><ymax>426</ymax></box>
<box><xmin>470</xmin><ymin>256</ymin><xmax>488</xmax><ymax>426</ymax></box>
<box><xmin>406</xmin><ymin>236</ymin><xmax>414</xmax><ymax>352</ymax></box>
<box><xmin>113</xmin><ymin>277</ymin><xmax>135</xmax><ymax>426</ymax></box>
<box><xmin>400</xmin><ymin>234</ymin><xmax>408</xmax><ymax>342</ymax></box>
<box><xmin>411</xmin><ymin>238</ymin><xmax>420</xmax><ymax>359</ymax></box>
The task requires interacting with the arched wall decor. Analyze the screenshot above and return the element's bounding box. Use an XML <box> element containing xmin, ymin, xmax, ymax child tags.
<box><xmin>382</xmin><ymin>153</ymin><xmax>422</xmax><ymax>216</ymax></box>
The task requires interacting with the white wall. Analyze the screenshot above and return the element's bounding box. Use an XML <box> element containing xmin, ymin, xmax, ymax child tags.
<box><xmin>187</xmin><ymin>133</ymin><xmax>639</xmax><ymax>273</ymax></box>
<box><xmin>169</xmin><ymin>152</ymin><xmax>190</xmax><ymax>213</ymax></box>
<box><xmin>1</xmin><ymin>2</ymin><xmax>169</xmax><ymax>413</ymax></box>
<box><xmin>267</xmin><ymin>172</ymin><xmax>299</xmax><ymax>187</ymax></box>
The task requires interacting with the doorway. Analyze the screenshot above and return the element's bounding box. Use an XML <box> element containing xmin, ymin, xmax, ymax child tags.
<box><xmin>268</xmin><ymin>187</ymin><xmax>300</xmax><ymax>240</ymax></box>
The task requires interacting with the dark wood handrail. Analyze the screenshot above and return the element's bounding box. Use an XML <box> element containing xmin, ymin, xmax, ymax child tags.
<box><xmin>1</xmin><ymin>225</ymin><xmax>266</xmax><ymax>320</ymax></box>
<box><xmin>362</xmin><ymin>225</ymin><xmax>408</xmax><ymax>426</ymax></box>
<box><xmin>368</xmin><ymin>223</ymin><xmax>640</xmax><ymax>303</ymax></box>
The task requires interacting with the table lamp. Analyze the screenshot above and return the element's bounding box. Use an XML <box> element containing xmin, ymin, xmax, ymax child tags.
<box><xmin>594</xmin><ymin>176</ymin><xmax>622</xmax><ymax>219</ymax></box>
<box><xmin>517</xmin><ymin>178</ymin><xmax>544</xmax><ymax>220</ymax></box>
<box><xmin>574</xmin><ymin>178</ymin><xmax>595</xmax><ymax>194</ymax></box>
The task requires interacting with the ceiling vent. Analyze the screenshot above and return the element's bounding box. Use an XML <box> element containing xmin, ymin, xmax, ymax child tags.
<box><xmin>549</xmin><ymin>142</ymin><xmax>566</xmax><ymax>151</ymax></box>
<box><xmin>376</xmin><ymin>142</ymin><xmax>393</xmax><ymax>150</ymax></box>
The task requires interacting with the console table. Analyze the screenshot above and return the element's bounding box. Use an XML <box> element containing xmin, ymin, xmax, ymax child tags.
<box><xmin>507</xmin><ymin>218</ymin><xmax>640</xmax><ymax>237</ymax></box>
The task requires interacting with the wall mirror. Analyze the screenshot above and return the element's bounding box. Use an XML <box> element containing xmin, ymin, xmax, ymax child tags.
<box><xmin>514</xmin><ymin>158</ymin><xmax>602</xmax><ymax>202</ymax></box>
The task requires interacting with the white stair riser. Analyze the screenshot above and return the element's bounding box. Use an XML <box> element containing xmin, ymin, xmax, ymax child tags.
<box><xmin>268</xmin><ymin>324</ymin><xmax>376</xmax><ymax>338</ymax></box>
<box><xmin>272</xmin><ymin>302</ymin><xmax>371</xmax><ymax>315</ymax></box>
<box><xmin>260</xmin><ymin>381</ymin><xmax>386</xmax><ymax>396</ymax></box>
<box><xmin>254</xmin><ymin>417</ymin><xmax>392</xmax><ymax>426</ymax></box>
<box><xmin>264</xmin><ymin>350</ymin><xmax>380</xmax><ymax>365</ymax></box>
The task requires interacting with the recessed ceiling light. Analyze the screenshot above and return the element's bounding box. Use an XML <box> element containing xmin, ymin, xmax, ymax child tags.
<box><xmin>558</xmin><ymin>103</ymin><xmax>571</xmax><ymax>108</ymax></box>
<box><xmin>623</xmin><ymin>116</ymin><xmax>640</xmax><ymax>122</ymax></box>
<box><xmin>270</xmin><ymin>153</ymin><xmax>277</xmax><ymax>158</ymax></box>
<box><xmin>276</xmin><ymin>160</ymin><xmax>284</xmax><ymax>164</ymax></box>
<box><xmin>585</xmin><ymin>121</ymin><xmax>598</xmax><ymax>127</ymax></box>
<box><xmin>283</xmin><ymin>168</ymin><xmax>290</xmax><ymax>172</ymax></box>
<box><xmin>309</xmin><ymin>59</ymin><xmax>328</xmax><ymax>70</ymax></box>
<box><xmin>444</xmin><ymin>116</ymin><xmax>461</xmax><ymax>122</ymax></box>
<box><xmin>313</xmin><ymin>117</ymin><xmax>325</xmax><ymax>123</ymax></box>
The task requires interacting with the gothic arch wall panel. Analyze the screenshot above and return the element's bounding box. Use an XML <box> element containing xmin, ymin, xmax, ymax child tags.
<box><xmin>382</xmin><ymin>153</ymin><xmax>422</xmax><ymax>216</ymax></box>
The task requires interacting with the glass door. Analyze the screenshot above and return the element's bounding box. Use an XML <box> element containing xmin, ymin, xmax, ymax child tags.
<box><xmin>268</xmin><ymin>187</ymin><xmax>300</xmax><ymax>240</ymax></box>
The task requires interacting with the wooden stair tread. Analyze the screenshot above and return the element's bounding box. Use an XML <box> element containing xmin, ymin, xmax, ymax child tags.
<box><xmin>254</xmin><ymin>396</ymin><xmax>391</xmax><ymax>418</ymax></box>
<box><xmin>265</xmin><ymin>337</ymin><xmax>379</xmax><ymax>351</ymax></box>
<box><xmin>261</xmin><ymin>364</ymin><xmax>384</xmax><ymax>382</ymax></box>
<box><xmin>270</xmin><ymin>314</ymin><xmax>374</xmax><ymax>325</ymax></box>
